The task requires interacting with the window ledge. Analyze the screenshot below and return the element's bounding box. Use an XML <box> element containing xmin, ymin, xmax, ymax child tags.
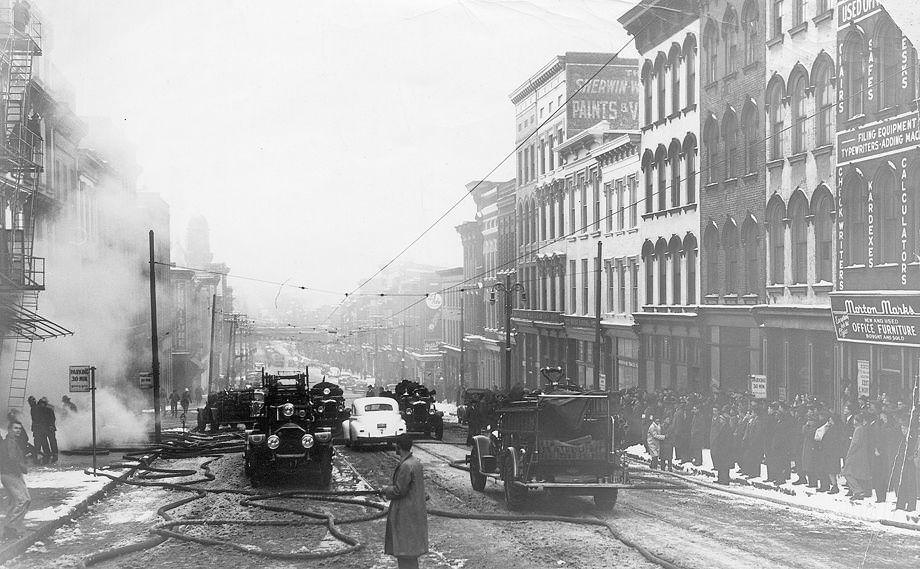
<box><xmin>704</xmin><ymin>294</ymin><xmax>720</xmax><ymax>305</ymax></box>
<box><xmin>813</xmin><ymin>9</ymin><xmax>833</xmax><ymax>26</ymax></box>
<box><xmin>742</xmin><ymin>60</ymin><xmax>762</xmax><ymax>74</ymax></box>
<box><xmin>843</xmin><ymin>114</ymin><xmax>867</xmax><ymax>129</ymax></box>
<box><xmin>653</xmin><ymin>209</ymin><xmax>670</xmax><ymax>219</ymax></box>
<box><xmin>812</xmin><ymin>282</ymin><xmax>834</xmax><ymax>293</ymax></box>
<box><xmin>666</xmin><ymin>205</ymin><xmax>685</xmax><ymax>216</ymax></box>
<box><xmin>626</xmin><ymin>227</ymin><xmax>640</xmax><ymax>234</ymax></box>
<box><xmin>704</xmin><ymin>80</ymin><xmax>719</xmax><ymax>92</ymax></box>
<box><xmin>641</xmin><ymin>123</ymin><xmax>655</xmax><ymax>133</ymax></box>
<box><xmin>681</xmin><ymin>203</ymin><xmax>697</xmax><ymax>213</ymax></box>
<box><xmin>741</xmin><ymin>294</ymin><xmax>760</xmax><ymax>305</ymax></box>
<box><xmin>704</xmin><ymin>182</ymin><xmax>719</xmax><ymax>192</ymax></box>
<box><xmin>766</xmin><ymin>157</ymin><xmax>784</xmax><ymax>170</ymax></box>
<box><xmin>788</xmin><ymin>151</ymin><xmax>808</xmax><ymax>165</ymax></box>
<box><xmin>667</xmin><ymin>110</ymin><xmax>682</xmax><ymax>121</ymax></box>
<box><xmin>682</xmin><ymin>103</ymin><xmax>697</xmax><ymax>116</ymax></box>
<box><xmin>722</xmin><ymin>294</ymin><xmax>740</xmax><ymax>305</ymax></box>
<box><xmin>788</xmin><ymin>21</ymin><xmax>808</xmax><ymax>38</ymax></box>
<box><xmin>766</xmin><ymin>284</ymin><xmax>785</xmax><ymax>293</ymax></box>
<box><xmin>723</xmin><ymin>177</ymin><xmax>739</xmax><ymax>188</ymax></box>
<box><xmin>787</xmin><ymin>283</ymin><xmax>809</xmax><ymax>293</ymax></box>
<box><xmin>567</xmin><ymin>237</ymin><xmax>577</xmax><ymax>243</ymax></box>
<box><xmin>654</xmin><ymin>118</ymin><xmax>667</xmax><ymax>127</ymax></box>
<box><xmin>812</xmin><ymin>144</ymin><xmax>834</xmax><ymax>158</ymax></box>
<box><xmin>722</xmin><ymin>70</ymin><xmax>738</xmax><ymax>83</ymax></box>
<box><xmin>876</xmin><ymin>105</ymin><xmax>903</xmax><ymax>121</ymax></box>
<box><xmin>590</xmin><ymin>230</ymin><xmax>602</xmax><ymax>238</ymax></box>
<box><xmin>613</xmin><ymin>230</ymin><xmax>625</xmax><ymax>236</ymax></box>
<box><xmin>766</xmin><ymin>35</ymin><xmax>784</xmax><ymax>48</ymax></box>
<box><xmin>741</xmin><ymin>171</ymin><xmax>758</xmax><ymax>182</ymax></box>
<box><xmin>641</xmin><ymin>212</ymin><xmax>655</xmax><ymax>221</ymax></box>
<box><xmin>578</xmin><ymin>234</ymin><xmax>590</xmax><ymax>240</ymax></box>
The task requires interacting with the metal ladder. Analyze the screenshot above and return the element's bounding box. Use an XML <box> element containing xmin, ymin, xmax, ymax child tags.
<box><xmin>3</xmin><ymin>28</ymin><xmax>35</xmax><ymax>140</ymax></box>
<box><xmin>7</xmin><ymin>290</ymin><xmax>37</xmax><ymax>410</ymax></box>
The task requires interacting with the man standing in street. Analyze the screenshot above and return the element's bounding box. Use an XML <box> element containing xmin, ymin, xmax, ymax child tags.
<box><xmin>168</xmin><ymin>389</ymin><xmax>180</xmax><ymax>418</ymax></box>
<box><xmin>27</xmin><ymin>396</ymin><xmax>46</xmax><ymax>465</ymax></box>
<box><xmin>1</xmin><ymin>420</ymin><xmax>31</xmax><ymax>539</ymax></box>
<box><xmin>38</xmin><ymin>398</ymin><xmax>58</xmax><ymax>464</ymax></box>
<box><xmin>382</xmin><ymin>433</ymin><xmax>428</xmax><ymax>569</ymax></box>
<box><xmin>180</xmin><ymin>388</ymin><xmax>191</xmax><ymax>418</ymax></box>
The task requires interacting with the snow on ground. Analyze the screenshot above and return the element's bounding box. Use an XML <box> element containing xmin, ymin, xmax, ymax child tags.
<box><xmin>436</xmin><ymin>400</ymin><xmax>458</xmax><ymax>422</ymax></box>
<box><xmin>25</xmin><ymin>468</ymin><xmax>122</xmax><ymax>523</ymax></box>
<box><xmin>625</xmin><ymin>444</ymin><xmax>920</xmax><ymax>527</ymax></box>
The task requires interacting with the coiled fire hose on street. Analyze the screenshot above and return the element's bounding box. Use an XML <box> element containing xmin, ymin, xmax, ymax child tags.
<box><xmin>69</xmin><ymin>432</ymin><xmax>685</xmax><ymax>569</ymax></box>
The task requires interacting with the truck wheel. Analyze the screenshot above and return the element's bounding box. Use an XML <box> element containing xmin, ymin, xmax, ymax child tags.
<box><xmin>502</xmin><ymin>453</ymin><xmax>526</xmax><ymax>509</ymax></box>
<box><xmin>469</xmin><ymin>447</ymin><xmax>487</xmax><ymax>492</ymax></box>
<box><xmin>594</xmin><ymin>489</ymin><xmax>618</xmax><ymax>511</ymax></box>
<box><xmin>196</xmin><ymin>410</ymin><xmax>206</xmax><ymax>432</ymax></box>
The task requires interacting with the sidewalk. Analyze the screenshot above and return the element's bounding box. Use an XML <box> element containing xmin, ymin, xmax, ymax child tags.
<box><xmin>626</xmin><ymin>444</ymin><xmax>920</xmax><ymax>531</ymax></box>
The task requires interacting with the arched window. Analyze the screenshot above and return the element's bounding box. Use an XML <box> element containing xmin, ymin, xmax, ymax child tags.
<box><xmin>768</xmin><ymin>79</ymin><xmax>785</xmax><ymax>160</ymax></box>
<box><xmin>843</xmin><ymin>31</ymin><xmax>867</xmax><ymax>119</ymax></box>
<box><xmin>741</xmin><ymin>218</ymin><xmax>760</xmax><ymax>294</ymax></box>
<box><xmin>642</xmin><ymin>61</ymin><xmax>653</xmax><ymax>125</ymax></box>
<box><xmin>789</xmin><ymin>193</ymin><xmax>808</xmax><ymax>283</ymax></box>
<box><xmin>670</xmin><ymin>46</ymin><xmax>681</xmax><ymax>114</ymax></box>
<box><xmin>684</xmin><ymin>134</ymin><xmax>697</xmax><ymax>203</ymax></box>
<box><xmin>876</xmin><ymin>164</ymin><xmax>899</xmax><ymax>264</ymax></box>
<box><xmin>530</xmin><ymin>198</ymin><xmax>538</xmax><ymax>244</ymax></box>
<box><xmin>656</xmin><ymin>239</ymin><xmax>668</xmax><ymax>304</ymax></box>
<box><xmin>669</xmin><ymin>140</ymin><xmax>681</xmax><ymax>207</ymax></box>
<box><xmin>742</xmin><ymin>0</ymin><xmax>759</xmax><ymax>67</ymax></box>
<box><xmin>704</xmin><ymin>224</ymin><xmax>720</xmax><ymax>294</ymax></box>
<box><xmin>877</xmin><ymin>17</ymin><xmax>901</xmax><ymax>111</ymax></box>
<box><xmin>790</xmin><ymin>70</ymin><xmax>807</xmax><ymax>153</ymax></box>
<box><xmin>704</xmin><ymin>20</ymin><xmax>719</xmax><ymax>84</ymax></box>
<box><xmin>768</xmin><ymin>199</ymin><xmax>786</xmax><ymax>283</ymax></box>
<box><xmin>656</xmin><ymin>54</ymin><xmax>667</xmax><ymax>121</ymax></box>
<box><xmin>722</xmin><ymin>109</ymin><xmax>738</xmax><ymax>179</ymax></box>
<box><xmin>685</xmin><ymin>35</ymin><xmax>697</xmax><ymax>106</ymax></box>
<box><xmin>812</xmin><ymin>189</ymin><xmax>833</xmax><ymax>282</ymax></box>
<box><xmin>656</xmin><ymin>145</ymin><xmax>667</xmax><ymax>211</ymax></box>
<box><xmin>723</xmin><ymin>8</ymin><xmax>738</xmax><ymax>75</ymax></box>
<box><xmin>723</xmin><ymin>221</ymin><xmax>739</xmax><ymax>293</ymax></box>
<box><xmin>703</xmin><ymin>117</ymin><xmax>720</xmax><ymax>184</ymax></box>
<box><xmin>685</xmin><ymin>234</ymin><xmax>698</xmax><ymax>304</ymax></box>
<box><xmin>813</xmin><ymin>57</ymin><xmax>834</xmax><ymax>146</ymax></box>
<box><xmin>643</xmin><ymin>150</ymin><xmax>654</xmax><ymax>214</ymax></box>
<box><xmin>844</xmin><ymin>170</ymin><xmax>868</xmax><ymax>265</ymax></box>
<box><xmin>741</xmin><ymin>101</ymin><xmax>759</xmax><ymax>174</ymax></box>
<box><xmin>670</xmin><ymin>237</ymin><xmax>683</xmax><ymax>304</ymax></box>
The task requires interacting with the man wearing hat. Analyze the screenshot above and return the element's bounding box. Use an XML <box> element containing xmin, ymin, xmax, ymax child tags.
<box><xmin>0</xmin><ymin>420</ymin><xmax>31</xmax><ymax>539</ymax></box>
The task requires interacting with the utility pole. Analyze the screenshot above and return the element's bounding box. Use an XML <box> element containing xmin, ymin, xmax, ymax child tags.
<box><xmin>401</xmin><ymin>320</ymin><xmax>407</xmax><ymax>380</ymax></box>
<box><xmin>226</xmin><ymin>314</ymin><xmax>238</xmax><ymax>388</ymax></box>
<box><xmin>148</xmin><ymin>230</ymin><xmax>162</xmax><ymax>444</ymax></box>
<box><xmin>594</xmin><ymin>241</ymin><xmax>602</xmax><ymax>391</ymax></box>
<box><xmin>459</xmin><ymin>289</ymin><xmax>465</xmax><ymax>394</ymax></box>
<box><xmin>206</xmin><ymin>294</ymin><xmax>217</xmax><ymax>394</ymax></box>
<box><xmin>490</xmin><ymin>272</ymin><xmax>526</xmax><ymax>391</ymax></box>
<box><xmin>373</xmin><ymin>320</ymin><xmax>379</xmax><ymax>387</ymax></box>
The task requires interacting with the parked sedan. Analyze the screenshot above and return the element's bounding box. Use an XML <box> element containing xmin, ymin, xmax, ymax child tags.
<box><xmin>341</xmin><ymin>397</ymin><xmax>406</xmax><ymax>448</ymax></box>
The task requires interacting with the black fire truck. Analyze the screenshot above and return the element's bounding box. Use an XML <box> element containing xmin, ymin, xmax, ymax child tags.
<box><xmin>244</xmin><ymin>370</ymin><xmax>335</xmax><ymax>487</ymax></box>
<box><xmin>394</xmin><ymin>380</ymin><xmax>444</xmax><ymax>439</ymax></box>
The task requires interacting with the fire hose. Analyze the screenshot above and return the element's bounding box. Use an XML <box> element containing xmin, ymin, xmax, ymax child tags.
<box><xmin>72</xmin><ymin>432</ymin><xmax>686</xmax><ymax>569</ymax></box>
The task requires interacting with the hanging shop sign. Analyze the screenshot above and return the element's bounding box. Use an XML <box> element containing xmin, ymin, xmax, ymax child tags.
<box><xmin>750</xmin><ymin>375</ymin><xmax>767</xmax><ymax>399</ymax></box>
<box><xmin>857</xmin><ymin>360</ymin><xmax>871</xmax><ymax>397</ymax></box>
<box><xmin>830</xmin><ymin>293</ymin><xmax>920</xmax><ymax>346</ymax></box>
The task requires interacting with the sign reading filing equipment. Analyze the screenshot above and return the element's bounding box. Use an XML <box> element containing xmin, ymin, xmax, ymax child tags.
<box><xmin>69</xmin><ymin>366</ymin><xmax>94</xmax><ymax>392</ymax></box>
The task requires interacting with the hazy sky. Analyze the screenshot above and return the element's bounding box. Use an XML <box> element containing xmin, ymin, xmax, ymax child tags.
<box><xmin>37</xmin><ymin>0</ymin><xmax>636</xmax><ymax>310</ymax></box>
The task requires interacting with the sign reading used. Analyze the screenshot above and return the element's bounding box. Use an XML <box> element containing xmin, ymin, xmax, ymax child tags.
<box><xmin>69</xmin><ymin>366</ymin><xmax>94</xmax><ymax>393</ymax></box>
<box><xmin>830</xmin><ymin>293</ymin><xmax>920</xmax><ymax>346</ymax></box>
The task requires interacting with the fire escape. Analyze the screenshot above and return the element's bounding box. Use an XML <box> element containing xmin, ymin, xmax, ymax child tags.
<box><xmin>0</xmin><ymin>5</ymin><xmax>71</xmax><ymax>411</ymax></box>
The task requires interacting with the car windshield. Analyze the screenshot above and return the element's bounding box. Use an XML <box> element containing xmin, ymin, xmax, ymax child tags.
<box><xmin>365</xmin><ymin>403</ymin><xmax>393</xmax><ymax>412</ymax></box>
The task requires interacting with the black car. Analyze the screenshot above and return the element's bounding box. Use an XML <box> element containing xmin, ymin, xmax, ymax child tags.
<box><xmin>197</xmin><ymin>387</ymin><xmax>261</xmax><ymax>432</ymax></box>
<box><xmin>394</xmin><ymin>380</ymin><xmax>444</xmax><ymax>440</ymax></box>
<box><xmin>309</xmin><ymin>379</ymin><xmax>349</xmax><ymax>442</ymax></box>
<box><xmin>244</xmin><ymin>371</ymin><xmax>334</xmax><ymax>486</ymax></box>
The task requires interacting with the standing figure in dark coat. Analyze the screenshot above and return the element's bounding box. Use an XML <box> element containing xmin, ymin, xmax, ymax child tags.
<box><xmin>842</xmin><ymin>414</ymin><xmax>873</xmax><ymax>499</ymax></box>
<box><xmin>382</xmin><ymin>434</ymin><xmax>428</xmax><ymax>569</ymax></box>
<box><xmin>0</xmin><ymin>420</ymin><xmax>31</xmax><ymax>539</ymax></box>
<box><xmin>766</xmin><ymin>404</ymin><xmax>791</xmax><ymax>483</ymax></box>
<box><xmin>689</xmin><ymin>406</ymin><xmax>708</xmax><ymax>466</ymax></box>
<box><xmin>710</xmin><ymin>407</ymin><xmax>733</xmax><ymax>485</ymax></box>
<box><xmin>869</xmin><ymin>410</ymin><xmax>898</xmax><ymax>503</ymax></box>
<box><xmin>814</xmin><ymin>414</ymin><xmax>845</xmax><ymax>493</ymax></box>
<box><xmin>37</xmin><ymin>398</ymin><xmax>57</xmax><ymax>464</ymax></box>
<box><xmin>892</xmin><ymin>415</ymin><xmax>917</xmax><ymax>511</ymax></box>
<box><xmin>741</xmin><ymin>407</ymin><xmax>766</xmax><ymax>478</ymax></box>
<box><xmin>672</xmin><ymin>404</ymin><xmax>691</xmax><ymax>462</ymax></box>
<box><xmin>659</xmin><ymin>417</ymin><xmax>675</xmax><ymax>471</ymax></box>
<box><xmin>27</xmin><ymin>396</ymin><xmax>47</xmax><ymax>465</ymax></box>
<box><xmin>794</xmin><ymin>409</ymin><xmax>819</xmax><ymax>486</ymax></box>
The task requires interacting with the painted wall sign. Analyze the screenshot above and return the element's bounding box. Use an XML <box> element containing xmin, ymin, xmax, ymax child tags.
<box><xmin>831</xmin><ymin>293</ymin><xmax>920</xmax><ymax>346</ymax></box>
<box><xmin>837</xmin><ymin>112</ymin><xmax>920</xmax><ymax>165</ymax></box>
<box><xmin>566</xmin><ymin>63</ymin><xmax>639</xmax><ymax>133</ymax></box>
<box><xmin>838</xmin><ymin>0</ymin><xmax>879</xmax><ymax>25</ymax></box>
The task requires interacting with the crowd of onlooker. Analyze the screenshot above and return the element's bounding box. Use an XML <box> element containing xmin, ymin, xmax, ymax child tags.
<box><xmin>616</xmin><ymin>387</ymin><xmax>918</xmax><ymax>512</ymax></box>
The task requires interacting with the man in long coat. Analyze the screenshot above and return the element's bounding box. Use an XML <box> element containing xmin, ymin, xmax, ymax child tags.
<box><xmin>710</xmin><ymin>407</ymin><xmax>734</xmax><ymax>484</ymax></box>
<box><xmin>383</xmin><ymin>434</ymin><xmax>428</xmax><ymax>569</ymax></box>
<box><xmin>842</xmin><ymin>414</ymin><xmax>873</xmax><ymax>499</ymax></box>
<box><xmin>1</xmin><ymin>420</ymin><xmax>31</xmax><ymax>538</ymax></box>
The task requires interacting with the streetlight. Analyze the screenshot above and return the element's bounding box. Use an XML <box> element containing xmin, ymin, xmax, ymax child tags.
<box><xmin>489</xmin><ymin>273</ymin><xmax>526</xmax><ymax>391</ymax></box>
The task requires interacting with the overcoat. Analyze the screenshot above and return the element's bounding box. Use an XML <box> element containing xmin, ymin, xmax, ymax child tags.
<box><xmin>647</xmin><ymin>422</ymin><xmax>664</xmax><ymax>457</ymax></box>
<box><xmin>709</xmin><ymin>415</ymin><xmax>734</xmax><ymax>470</ymax></box>
<box><xmin>842</xmin><ymin>424</ymin><xmax>872</xmax><ymax>480</ymax></box>
<box><xmin>384</xmin><ymin>453</ymin><xmax>428</xmax><ymax>558</ymax></box>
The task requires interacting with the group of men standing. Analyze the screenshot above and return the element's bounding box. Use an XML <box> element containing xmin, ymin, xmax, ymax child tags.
<box><xmin>26</xmin><ymin>396</ymin><xmax>57</xmax><ymax>465</ymax></box>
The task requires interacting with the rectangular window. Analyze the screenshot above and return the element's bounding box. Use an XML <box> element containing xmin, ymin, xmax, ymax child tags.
<box><xmin>793</xmin><ymin>0</ymin><xmax>803</xmax><ymax>26</ymax></box>
<box><xmin>593</xmin><ymin>175</ymin><xmax>600</xmax><ymax>231</ymax></box>
<box><xmin>579</xmin><ymin>175</ymin><xmax>588</xmax><ymax>231</ymax></box>
<box><xmin>773</xmin><ymin>0</ymin><xmax>783</xmax><ymax>37</ymax></box>
<box><xmin>616</xmin><ymin>179</ymin><xmax>625</xmax><ymax>230</ymax></box>
<box><xmin>618</xmin><ymin>260</ymin><xmax>626</xmax><ymax>313</ymax></box>
<box><xmin>569</xmin><ymin>260</ymin><xmax>577</xmax><ymax>314</ymax></box>
<box><xmin>628</xmin><ymin>175</ymin><xmax>638</xmax><ymax>227</ymax></box>
<box><xmin>607</xmin><ymin>262</ymin><xmax>615</xmax><ymax>313</ymax></box>
<box><xmin>548</xmin><ymin>135</ymin><xmax>555</xmax><ymax>170</ymax></box>
<box><xmin>630</xmin><ymin>259</ymin><xmax>639</xmax><ymax>313</ymax></box>
<box><xmin>539</xmin><ymin>140</ymin><xmax>546</xmax><ymax>175</ymax></box>
<box><xmin>605</xmin><ymin>183</ymin><xmax>613</xmax><ymax>232</ymax></box>
<box><xmin>582</xmin><ymin>259</ymin><xmax>589</xmax><ymax>315</ymax></box>
<box><xmin>560</xmin><ymin>264</ymin><xmax>566</xmax><ymax>313</ymax></box>
<box><xmin>517</xmin><ymin>151</ymin><xmax>523</xmax><ymax>184</ymax></box>
<box><xmin>530</xmin><ymin>144</ymin><xmax>536</xmax><ymax>181</ymax></box>
<box><xmin>549</xmin><ymin>199</ymin><xmax>555</xmax><ymax>240</ymax></box>
<box><xmin>569</xmin><ymin>185</ymin><xmax>576</xmax><ymax>233</ymax></box>
<box><xmin>549</xmin><ymin>269</ymin><xmax>557</xmax><ymax>311</ymax></box>
<box><xmin>559</xmin><ymin>194</ymin><xmax>565</xmax><ymax>236</ymax></box>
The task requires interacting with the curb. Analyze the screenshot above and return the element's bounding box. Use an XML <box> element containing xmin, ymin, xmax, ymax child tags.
<box><xmin>625</xmin><ymin>452</ymin><xmax>920</xmax><ymax>531</ymax></box>
<box><xmin>0</xmin><ymin>468</ymin><xmax>134</xmax><ymax>566</ymax></box>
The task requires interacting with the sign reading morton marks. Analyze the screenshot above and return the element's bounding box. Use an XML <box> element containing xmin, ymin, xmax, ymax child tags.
<box><xmin>69</xmin><ymin>365</ymin><xmax>94</xmax><ymax>392</ymax></box>
<box><xmin>830</xmin><ymin>293</ymin><xmax>920</xmax><ymax>346</ymax></box>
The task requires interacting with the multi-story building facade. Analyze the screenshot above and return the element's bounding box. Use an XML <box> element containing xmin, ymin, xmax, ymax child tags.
<box><xmin>753</xmin><ymin>0</ymin><xmax>838</xmax><ymax>401</ymax></box>
<box><xmin>436</xmin><ymin>266</ymin><xmax>464</xmax><ymax>398</ymax></box>
<box><xmin>697</xmin><ymin>0</ymin><xmax>768</xmax><ymax>394</ymax></box>
<box><xmin>620</xmin><ymin>0</ymin><xmax>703</xmax><ymax>393</ymax></box>
<box><xmin>831</xmin><ymin>0</ymin><xmax>920</xmax><ymax>403</ymax></box>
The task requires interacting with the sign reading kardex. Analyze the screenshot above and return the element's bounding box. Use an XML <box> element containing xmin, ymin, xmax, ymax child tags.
<box><xmin>837</xmin><ymin>112</ymin><xmax>920</xmax><ymax>165</ymax></box>
<box><xmin>830</xmin><ymin>293</ymin><xmax>920</xmax><ymax>346</ymax></box>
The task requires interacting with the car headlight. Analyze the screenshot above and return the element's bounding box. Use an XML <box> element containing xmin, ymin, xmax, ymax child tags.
<box><xmin>282</xmin><ymin>403</ymin><xmax>294</xmax><ymax>417</ymax></box>
<box><xmin>301</xmin><ymin>434</ymin><xmax>315</xmax><ymax>448</ymax></box>
<box><xmin>317</xmin><ymin>406</ymin><xmax>324</xmax><ymax>414</ymax></box>
<box><xmin>406</xmin><ymin>408</ymin><xmax>413</xmax><ymax>415</ymax></box>
<box><xmin>267</xmin><ymin>435</ymin><xmax>280</xmax><ymax>449</ymax></box>
<box><xmin>298</xmin><ymin>409</ymin><xmax>307</xmax><ymax>418</ymax></box>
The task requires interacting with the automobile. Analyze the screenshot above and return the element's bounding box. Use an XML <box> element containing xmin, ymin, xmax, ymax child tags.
<box><xmin>341</xmin><ymin>397</ymin><xmax>406</xmax><ymax>448</ymax></box>
<box><xmin>197</xmin><ymin>387</ymin><xmax>261</xmax><ymax>432</ymax></box>
<box><xmin>394</xmin><ymin>380</ymin><xmax>444</xmax><ymax>439</ymax></box>
<box><xmin>309</xmin><ymin>378</ymin><xmax>349</xmax><ymax>441</ymax></box>
<box><xmin>339</xmin><ymin>376</ymin><xmax>356</xmax><ymax>391</ymax></box>
<box><xmin>457</xmin><ymin>387</ymin><xmax>491</xmax><ymax>425</ymax></box>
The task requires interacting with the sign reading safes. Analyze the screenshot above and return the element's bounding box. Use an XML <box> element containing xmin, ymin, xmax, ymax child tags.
<box><xmin>830</xmin><ymin>293</ymin><xmax>920</xmax><ymax>346</ymax></box>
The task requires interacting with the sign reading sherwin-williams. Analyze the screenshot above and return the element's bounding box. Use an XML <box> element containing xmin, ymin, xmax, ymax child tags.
<box><xmin>566</xmin><ymin>62</ymin><xmax>639</xmax><ymax>133</ymax></box>
<box><xmin>837</xmin><ymin>112</ymin><xmax>920</xmax><ymax>165</ymax></box>
<box><xmin>831</xmin><ymin>293</ymin><xmax>920</xmax><ymax>346</ymax></box>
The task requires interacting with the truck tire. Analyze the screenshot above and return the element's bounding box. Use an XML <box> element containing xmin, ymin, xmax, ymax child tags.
<box><xmin>502</xmin><ymin>453</ymin><xmax>526</xmax><ymax>509</ymax></box>
<box><xmin>196</xmin><ymin>409</ymin><xmax>206</xmax><ymax>432</ymax></box>
<box><xmin>469</xmin><ymin>446</ymin><xmax>487</xmax><ymax>492</ymax></box>
<box><xmin>594</xmin><ymin>489</ymin><xmax>618</xmax><ymax>511</ymax></box>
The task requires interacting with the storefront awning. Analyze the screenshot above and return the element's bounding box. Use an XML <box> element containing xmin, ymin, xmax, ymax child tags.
<box><xmin>1</xmin><ymin>302</ymin><xmax>73</xmax><ymax>340</ymax></box>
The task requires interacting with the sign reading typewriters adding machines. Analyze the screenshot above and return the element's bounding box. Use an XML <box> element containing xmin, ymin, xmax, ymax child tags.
<box><xmin>830</xmin><ymin>293</ymin><xmax>920</xmax><ymax>347</ymax></box>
